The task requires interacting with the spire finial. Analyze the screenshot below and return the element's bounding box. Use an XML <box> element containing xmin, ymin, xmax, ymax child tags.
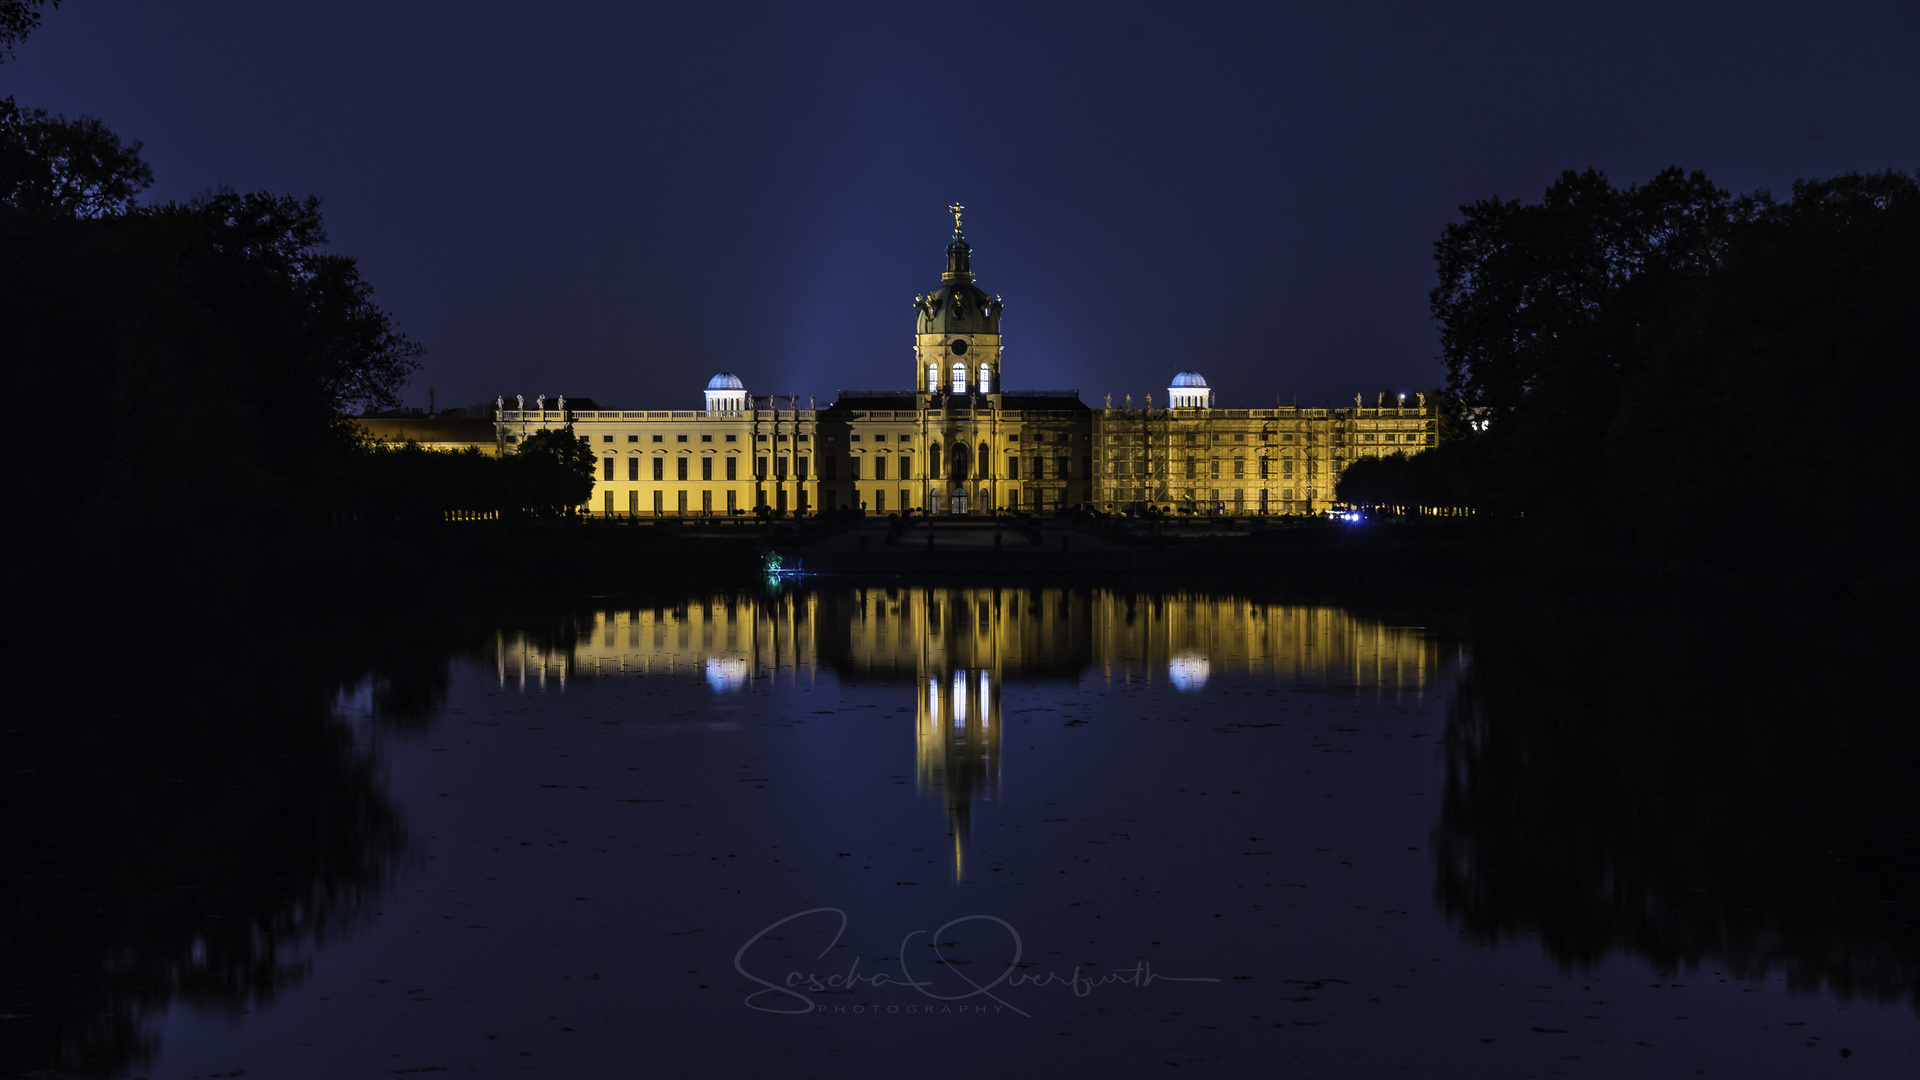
<box><xmin>948</xmin><ymin>202</ymin><xmax>965</xmax><ymax>232</ymax></box>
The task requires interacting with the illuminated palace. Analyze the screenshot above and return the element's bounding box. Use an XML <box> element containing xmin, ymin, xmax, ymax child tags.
<box><xmin>489</xmin><ymin>587</ymin><xmax>1449</xmax><ymax>880</ymax></box>
<box><xmin>495</xmin><ymin>207</ymin><xmax>1435</xmax><ymax>516</ymax></box>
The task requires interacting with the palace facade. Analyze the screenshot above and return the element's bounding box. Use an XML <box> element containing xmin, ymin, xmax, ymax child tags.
<box><xmin>494</xmin><ymin>212</ymin><xmax>1434</xmax><ymax>516</ymax></box>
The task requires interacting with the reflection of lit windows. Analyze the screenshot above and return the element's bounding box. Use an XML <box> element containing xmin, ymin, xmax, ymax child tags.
<box><xmin>953</xmin><ymin>670</ymin><xmax>968</xmax><ymax>725</ymax></box>
<box><xmin>978</xmin><ymin>670</ymin><xmax>990</xmax><ymax>728</ymax></box>
<box><xmin>927</xmin><ymin>679</ymin><xmax>939</xmax><ymax>724</ymax></box>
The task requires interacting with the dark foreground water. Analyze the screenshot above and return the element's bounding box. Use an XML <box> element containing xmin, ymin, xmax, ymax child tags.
<box><xmin>5</xmin><ymin>585</ymin><xmax>1917</xmax><ymax>1078</ymax></box>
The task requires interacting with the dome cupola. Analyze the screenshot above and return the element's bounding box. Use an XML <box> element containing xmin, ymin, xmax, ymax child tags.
<box><xmin>1168</xmin><ymin>372</ymin><xmax>1213</xmax><ymax>408</ymax></box>
<box><xmin>914</xmin><ymin>204</ymin><xmax>1002</xmax><ymax>338</ymax></box>
<box><xmin>705</xmin><ymin>372</ymin><xmax>747</xmax><ymax>414</ymax></box>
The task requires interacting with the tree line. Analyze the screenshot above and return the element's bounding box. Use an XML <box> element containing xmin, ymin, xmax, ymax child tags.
<box><xmin>1338</xmin><ymin>166</ymin><xmax>1919</xmax><ymax>594</ymax></box>
<box><xmin>2</xmin><ymin>6</ymin><xmax>595</xmax><ymax>594</ymax></box>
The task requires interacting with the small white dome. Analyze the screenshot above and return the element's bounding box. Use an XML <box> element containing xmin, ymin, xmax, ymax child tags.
<box><xmin>707</xmin><ymin>372</ymin><xmax>744</xmax><ymax>390</ymax></box>
<box><xmin>1170</xmin><ymin>371</ymin><xmax>1208</xmax><ymax>388</ymax></box>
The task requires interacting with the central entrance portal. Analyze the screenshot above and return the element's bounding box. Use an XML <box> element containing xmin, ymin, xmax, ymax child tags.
<box><xmin>950</xmin><ymin>488</ymin><xmax>969</xmax><ymax>516</ymax></box>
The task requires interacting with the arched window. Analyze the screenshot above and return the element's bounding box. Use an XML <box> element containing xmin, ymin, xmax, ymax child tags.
<box><xmin>930</xmin><ymin>443</ymin><xmax>943</xmax><ymax>478</ymax></box>
<box><xmin>927</xmin><ymin>362</ymin><xmax>938</xmax><ymax>391</ymax></box>
<box><xmin>977</xmin><ymin>441</ymin><xmax>991</xmax><ymax>478</ymax></box>
<box><xmin>950</xmin><ymin>441</ymin><xmax>970</xmax><ymax>481</ymax></box>
<box><xmin>951</xmin><ymin>362</ymin><xmax>967</xmax><ymax>394</ymax></box>
<box><xmin>978</xmin><ymin>363</ymin><xmax>992</xmax><ymax>393</ymax></box>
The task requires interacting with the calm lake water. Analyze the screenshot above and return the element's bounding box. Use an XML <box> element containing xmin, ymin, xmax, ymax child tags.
<box><xmin>6</xmin><ymin>585</ymin><xmax>1917</xmax><ymax>1078</ymax></box>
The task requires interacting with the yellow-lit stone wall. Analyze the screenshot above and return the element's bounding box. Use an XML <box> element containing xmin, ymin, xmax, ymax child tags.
<box><xmin>1093</xmin><ymin>403</ymin><xmax>1437</xmax><ymax>515</ymax></box>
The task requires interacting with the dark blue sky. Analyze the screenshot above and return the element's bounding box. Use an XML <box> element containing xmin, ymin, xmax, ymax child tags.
<box><xmin>7</xmin><ymin>1</ymin><xmax>1917</xmax><ymax>409</ymax></box>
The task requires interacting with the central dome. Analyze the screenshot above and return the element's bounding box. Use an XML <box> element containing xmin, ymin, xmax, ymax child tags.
<box><xmin>706</xmin><ymin>372</ymin><xmax>744</xmax><ymax>390</ymax></box>
<box><xmin>1171</xmin><ymin>371</ymin><xmax>1208</xmax><ymax>388</ymax></box>
<box><xmin>914</xmin><ymin>219</ymin><xmax>1001</xmax><ymax>337</ymax></box>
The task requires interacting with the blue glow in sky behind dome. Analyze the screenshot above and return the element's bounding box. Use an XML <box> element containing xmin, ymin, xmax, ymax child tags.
<box><xmin>10</xmin><ymin>1</ymin><xmax>1917</xmax><ymax>410</ymax></box>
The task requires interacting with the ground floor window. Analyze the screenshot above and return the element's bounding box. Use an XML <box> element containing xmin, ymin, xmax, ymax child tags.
<box><xmin>727</xmin><ymin>489</ymin><xmax>738</xmax><ymax>513</ymax></box>
<box><xmin>629</xmin><ymin>490</ymin><xmax>639</xmax><ymax>515</ymax></box>
<box><xmin>875</xmin><ymin>489</ymin><xmax>886</xmax><ymax>513</ymax></box>
<box><xmin>677</xmin><ymin>490</ymin><xmax>688</xmax><ymax>514</ymax></box>
<box><xmin>1008</xmin><ymin>489</ymin><xmax>1020</xmax><ymax>509</ymax></box>
<box><xmin>1234</xmin><ymin>489</ymin><xmax>1245</xmax><ymax>511</ymax></box>
<box><xmin>653</xmin><ymin>490</ymin><xmax>664</xmax><ymax>515</ymax></box>
<box><xmin>702</xmin><ymin>489</ymin><xmax>713</xmax><ymax>514</ymax></box>
<box><xmin>604</xmin><ymin>490</ymin><xmax>613</xmax><ymax>514</ymax></box>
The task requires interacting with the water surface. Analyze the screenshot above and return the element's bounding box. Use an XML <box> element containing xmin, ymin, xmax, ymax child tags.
<box><xmin>6</xmin><ymin>587</ymin><xmax>1915</xmax><ymax>1077</ymax></box>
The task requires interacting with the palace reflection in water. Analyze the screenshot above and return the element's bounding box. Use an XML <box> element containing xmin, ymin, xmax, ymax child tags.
<box><xmin>487</xmin><ymin>586</ymin><xmax>1447</xmax><ymax>880</ymax></box>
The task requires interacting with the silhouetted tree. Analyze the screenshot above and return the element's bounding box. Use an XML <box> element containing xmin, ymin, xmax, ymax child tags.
<box><xmin>0</xmin><ymin>96</ymin><xmax>151</xmax><ymax>216</ymax></box>
<box><xmin>1426</xmin><ymin>166</ymin><xmax>1919</xmax><ymax>592</ymax></box>
<box><xmin>511</xmin><ymin>425</ymin><xmax>597</xmax><ymax>516</ymax></box>
<box><xmin>1</xmin><ymin>104</ymin><xmax>424</xmax><ymax>593</ymax></box>
<box><xmin>0</xmin><ymin>0</ymin><xmax>59</xmax><ymax>60</ymax></box>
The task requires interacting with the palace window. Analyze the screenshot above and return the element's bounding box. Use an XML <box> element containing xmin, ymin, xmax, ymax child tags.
<box><xmin>701</xmin><ymin>458</ymin><xmax>713</xmax><ymax>480</ymax></box>
<box><xmin>701</xmin><ymin>434</ymin><xmax>712</xmax><ymax>442</ymax></box>
<box><xmin>928</xmin><ymin>362</ymin><xmax>939</xmax><ymax>390</ymax></box>
<box><xmin>677</xmin><ymin>458</ymin><xmax>688</xmax><ymax>481</ymax></box>
<box><xmin>1007</xmin><ymin>456</ymin><xmax>1020</xmax><ymax>480</ymax></box>
<box><xmin>628</xmin><ymin>434</ymin><xmax>638</xmax><ymax>443</ymax></box>
<box><xmin>726</xmin><ymin>457</ymin><xmax>738</xmax><ymax>480</ymax></box>
<box><xmin>1209</xmin><ymin>458</ymin><xmax>1220</xmax><ymax>478</ymax></box>
<box><xmin>796</xmin><ymin>458</ymin><xmax>809</xmax><ymax>481</ymax></box>
<box><xmin>602</xmin><ymin>458</ymin><xmax>614</xmax><ymax>481</ymax></box>
<box><xmin>850</xmin><ymin>457</ymin><xmax>863</xmax><ymax>481</ymax></box>
<box><xmin>874</xmin><ymin>456</ymin><xmax>888</xmax><ymax>481</ymax></box>
<box><xmin>850</xmin><ymin>434</ymin><xmax>861</xmax><ymax>442</ymax></box>
<box><xmin>979</xmin><ymin>362</ymin><xmax>992</xmax><ymax>392</ymax></box>
<box><xmin>726</xmin><ymin>434</ymin><xmax>737</xmax><ymax>442</ymax></box>
<box><xmin>602</xmin><ymin>435</ymin><xmax>613</xmax><ymax>443</ymax></box>
<box><xmin>1233</xmin><ymin>458</ymin><xmax>1244</xmax><ymax>478</ymax></box>
<box><xmin>652</xmin><ymin>458</ymin><xmax>664</xmax><ymax>481</ymax></box>
<box><xmin>652</xmin><ymin>434</ymin><xmax>664</xmax><ymax>443</ymax></box>
<box><xmin>628</xmin><ymin>457</ymin><xmax>639</xmax><ymax>481</ymax></box>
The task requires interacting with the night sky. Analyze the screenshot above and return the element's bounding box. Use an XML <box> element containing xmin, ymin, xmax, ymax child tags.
<box><xmin>8</xmin><ymin>1</ymin><xmax>1917</xmax><ymax>410</ymax></box>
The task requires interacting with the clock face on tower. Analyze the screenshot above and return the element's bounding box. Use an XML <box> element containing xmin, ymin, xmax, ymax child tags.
<box><xmin>949</xmin><ymin>339</ymin><xmax>969</xmax><ymax>355</ymax></box>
